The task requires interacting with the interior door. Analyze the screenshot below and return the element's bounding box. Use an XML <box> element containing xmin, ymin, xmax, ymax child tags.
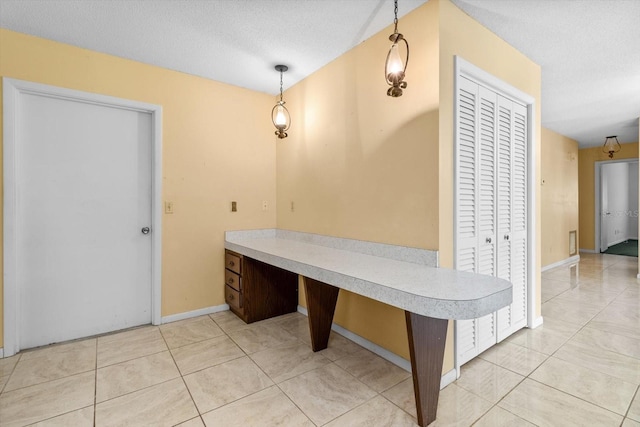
<box><xmin>455</xmin><ymin>72</ymin><xmax>530</xmax><ymax>365</ymax></box>
<box><xmin>600</xmin><ymin>169</ymin><xmax>610</xmax><ymax>252</ymax></box>
<box><xmin>455</xmin><ymin>77</ymin><xmax>498</xmax><ymax>364</ymax></box>
<box><xmin>496</xmin><ymin>97</ymin><xmax>528</xmax><ymax>340</ymax></box>
<box><xmin>16</xmin><ymin>91</ymin><xmax>153</xmax><ymax>349</ymax></box>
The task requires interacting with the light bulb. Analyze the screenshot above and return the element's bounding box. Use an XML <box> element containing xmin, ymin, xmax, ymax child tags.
<box><xmin>387</xmin><ymin>43</ymin><xmax>404</xmax><ymax>75</ymax></box>
<box><xmin>275</xmin><ymin>104</ymin><xmax>287</xmax><ymax>128</ymax></box>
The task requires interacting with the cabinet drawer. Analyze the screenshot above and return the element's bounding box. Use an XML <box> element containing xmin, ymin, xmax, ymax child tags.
<box><xmin>225</xmin><ymin>285</ymin><xmax>243</xmax><ymax>314</ymax></box>
<box><xmin>225</xmin><ymin>251</ymin><xmax>242</xmax><ymax>274</ymax></box>
<box><xmin>225</xmin><ymin>269</ymin><xmax>241</xmax><ymax>292</ymax></box>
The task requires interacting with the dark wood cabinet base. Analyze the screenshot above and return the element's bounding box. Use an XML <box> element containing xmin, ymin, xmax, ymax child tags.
<box><xmin>225</xmin><ymin>251</ymin><xmax>298</xmax><ymax>324</ymax></box>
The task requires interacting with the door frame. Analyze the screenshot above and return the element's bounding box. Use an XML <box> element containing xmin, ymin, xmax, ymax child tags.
<box><xmin>594</xmin><ymin>158</ymin><xmax>639</xmax><ymax>253</ymax></box>
<box><xmin>453</xmin><ymin>56</ymin><xmax>538</xmax><ymax>374</ymax></box>
<box><xmin>3</xmin><ymin>78</ymin><xmax>163</xmax><ymax>357</ymax></box>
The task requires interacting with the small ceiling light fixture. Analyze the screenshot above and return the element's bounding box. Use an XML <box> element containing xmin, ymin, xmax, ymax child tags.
<box><xmin>272</xmin><ymin>64</ymin><xmax>290</xmax><ymax>139</ymax></box>
<box><xmin>602</xmin><ymin>135</ymin><xmax>621</xmax><ymax>158</ymax></box>
<box><xmin>385</xmin><ymin>0</ymin><xmax>409</xmax><ymax>97</ymax></box>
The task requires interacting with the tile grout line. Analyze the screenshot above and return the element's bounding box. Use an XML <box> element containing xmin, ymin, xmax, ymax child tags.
<box><xmin>468</xmin><ymin>257</ymin><xmax>635</xmax><ymax>425</ymax></box>
<box><xmin>201</xmin><ymin>314</ymin><xmax>316</xmax><ymax>425</ymax></box>
<box><xmin>624</xmin><ymin>385</ymin><xmax>640</xmax><ymax>421</ymax></box>
<box><xmin>159</xmin><ymin>322</ymin><xmax>205</xmax><ymax>425</ymax></box>
<box><xmin>0</xmin><ymin>353</ymin><xmax>22</xmax><ymax>395</ymax></box>
<box><xmin>515</xmin><ymin>258</ymin><xmax>640</xmax><ymax>420</ymax></box>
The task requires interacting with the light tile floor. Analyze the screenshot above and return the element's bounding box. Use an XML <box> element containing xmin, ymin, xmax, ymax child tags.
<box><xmin>1</xmin><ymin>252</ymin><xmax>640</xmax><ymax>426</ymax></box>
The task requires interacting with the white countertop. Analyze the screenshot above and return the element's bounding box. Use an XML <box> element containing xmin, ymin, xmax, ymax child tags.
<box><xmin>225</xmin><ymin>229</ymin><xmax>512</xmax><ymax>320</ymax></box>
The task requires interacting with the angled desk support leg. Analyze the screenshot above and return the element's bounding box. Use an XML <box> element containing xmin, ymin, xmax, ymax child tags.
<box><xmin>303</xmin><ymin>277</ymin><xmax>340</xmax><ymax>352</ymax></box>
<box><xmin>406</xmin><ymin>312</ymin><xmax>448</xmax><ymax>427</ymax></box>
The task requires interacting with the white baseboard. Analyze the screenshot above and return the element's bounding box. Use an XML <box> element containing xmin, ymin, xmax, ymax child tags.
<box><xmin>440</xmin><ymin>368</ymin><xmax>457</xmax><ymax>389</ymax></box>
<box><xmin>579</xmin><ymin>248</ymin><xmax>596</xmax><ymax>254</ymax></box>
<box><xmin>608</xmin><ymin>237</ymin><xmax>629</xmax><ymax>247</ymax></box>
<box><xmin>541</xmin><ymin>255</ymin><xmax>580</xmax><ymax>272</ymax></box>
<box><xmin>530</xmin><ymin>316</ymin><xmax>544</xmax><ymax>329</ymax></box>
<box><xmin>161</xmin><ymin>304</ymin><xmax>229</xmax><ymax>324</ymax></box>
<box><xmin>0</xmin><ymin>348</ymin><xmax>4</xmax><ymax>358</ymax></box>
<box><xmin>297</xmin><ymin>305</ymin><xmax>456</xmax><ymax>390</ymax></box>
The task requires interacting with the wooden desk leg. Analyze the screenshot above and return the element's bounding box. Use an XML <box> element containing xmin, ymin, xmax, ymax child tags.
<box><xmin>405</xmin><ymin>312</ymin><xmax>448</xmax><ymax>427</ymax></box>
<box><xmin>304</xmin><ymin>277</ymin><xmax>339</xmax><ymax>352</ymax></box>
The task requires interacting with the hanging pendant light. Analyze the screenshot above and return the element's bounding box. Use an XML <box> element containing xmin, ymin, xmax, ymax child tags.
<box><xmin>385</xmin><ymin>0</ymin><xmax>409</xmax><ymax>97</ymax></box>
<box><xmin>602</xmin><ymin>135</ymin><xmax>621</xmax><ymax>158</ymax></box>
<box><xmin>272</xmin><ymin>65</ymin><xmax>290</xmax><ymax>139</ymax></box>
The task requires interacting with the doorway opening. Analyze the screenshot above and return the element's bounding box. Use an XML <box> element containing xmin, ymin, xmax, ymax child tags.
<box><xmin>594</xmin><ymin>158</ymin><xmax>639</xmax><ymax>255</ymax></box>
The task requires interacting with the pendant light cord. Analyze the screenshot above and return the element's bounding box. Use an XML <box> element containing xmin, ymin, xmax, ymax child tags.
<box><xmin>279</xmin><ymin>70</ymin><xmax>284</xmax><ymax>103</ymax></box>
<box><xmin>393</xmin><ymin>0</ymin><xmax>398</xmax><ymax>34</ymax></box>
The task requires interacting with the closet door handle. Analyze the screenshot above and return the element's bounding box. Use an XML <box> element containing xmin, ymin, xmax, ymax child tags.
<box><xmin>485</xmin><ymin>237</ymin><xmax>492</xmax><ymax>244</ymax></box>
<box><xmin>504</xmin><ymin>234</ymin><xmax>510</xmax><ymax>241</ymax></box>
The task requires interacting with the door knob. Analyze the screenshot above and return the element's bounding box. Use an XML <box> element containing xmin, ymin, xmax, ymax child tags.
<box><xmin>141</xmin><ymin>227</ymin><xmax>150</xmax><ymax>234</ymax></box>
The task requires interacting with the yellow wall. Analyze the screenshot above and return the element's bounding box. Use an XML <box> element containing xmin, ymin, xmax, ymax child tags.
<box><xmin>0</xmin><ymin>29</ymin><xmax>277</xmax><ymax>347</ymax></box>
<box><xmin>541</xmin><ymin>128</ymin><xmax>579</xmax><ymax>267</ymax></box>
<box><xmin>578</xmin><ymin>142</ymin><xmax>639</xmax><ymax>251</ymax></box>
<box><xmin>277</xmin><ymin>0</ymin><xmax>541</xmax><ymax>373</ymax></box>
<box><xmin>277</xmin><ymin>0</ymin><xmax>440</xmax><ymax>364</ymax></box>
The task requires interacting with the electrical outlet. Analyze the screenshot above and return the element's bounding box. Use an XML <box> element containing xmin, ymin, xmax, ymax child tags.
<box><xmin>164</xmin><ymin>201</ymin><xmax>174</xmax><ymax>214</ymax></box>
<box><xmin>231</xmin><ymin>201</ymin><xmax>237</xmax><ymax>212</ymax></box>
<box><xmin>262</xmin><ymin>200</ymin><xmax>268</xmax><ymax>211</ymax></box>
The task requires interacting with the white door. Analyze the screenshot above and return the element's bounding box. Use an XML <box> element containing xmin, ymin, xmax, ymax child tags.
<box><xmin>16</xmin><ymin>91</ymin><xmax>153</xmax><ymax>349</ymax></box>
<box><xmin>455</xmin><ymin>77</ymin><xmax>499</xmax><ymax>365</ymax></box>
<box><xmin>496</xmin><ymin>96</ymin><xmax>528</xmax><ymax>340</ymax></box>
<box><xmin>455</xmin><ymin>73</ymin><xmax>530</xmax><ymax>365</ymax></box>
<box><xmin>600</xmin><ymin>170</ymin><xmax>610</xmax><ymax>252</ymax></box>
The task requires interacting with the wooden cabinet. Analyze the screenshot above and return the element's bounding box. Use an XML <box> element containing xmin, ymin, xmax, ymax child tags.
<box><xmin>224</xmin><ymin>249</ymin><xmax>298</xmax><ymax>323</ymax></box>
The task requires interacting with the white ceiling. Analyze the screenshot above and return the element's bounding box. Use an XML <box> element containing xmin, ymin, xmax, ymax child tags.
<box><xmin>451</xmin><ymin>0</ymin><xmax>640</xmax><ymax>147</ymax></box>
<box><xmin>0</xmin><ymin>0</ymin><xmax>638</xmax><ymax>148</ymax></box>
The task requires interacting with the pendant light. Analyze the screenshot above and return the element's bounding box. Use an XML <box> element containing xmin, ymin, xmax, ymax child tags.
<box><xmin>385</xmin><ymin>0</ymin><xmax>409</xmax><ymax>97</ymax></box>
<box><xmin>272</xmin><ymin>65</ymin><xmax>290</xmax><ymax>139</ymax></box>
<box><xmin>602</xmin><ymin>135</ymin><xmax>621</xmax><ymax>158</ymax></box>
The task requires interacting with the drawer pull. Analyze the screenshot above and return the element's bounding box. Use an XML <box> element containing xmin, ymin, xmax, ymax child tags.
<box><xmin>227</xmin><ymin>293</ymin><xmax>235</xmax><ymax>301</ymax></box>
<box><xmin>227</xmin><ymin>277</ymin><xmax>234</xmax><ymax>285</ymax></box>
<box><xmin>229</xmin><ymin>261</ymin><xmax>235</xmax><ymax>267</ymax></box>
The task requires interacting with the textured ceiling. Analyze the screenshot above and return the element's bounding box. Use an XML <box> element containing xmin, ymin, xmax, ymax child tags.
<box><xmin>0</xmin><ymin>0</ymin><xmax>426</xmax><ymax>95</ymax></box>
<box><xmin>0</xmin><ymin>0</ymin><xmax>638</xmax><ymax>147</ymax></box>
<box><xmin>451</xmin><ymin>0</ymin><xmax>640</xmax><ymax>147</ymax></box>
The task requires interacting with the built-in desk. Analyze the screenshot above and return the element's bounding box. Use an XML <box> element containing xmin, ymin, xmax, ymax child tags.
<box><xmin>225</xmin><ymin>229</ymin><xmax>512</xmax><ymax>426</ymax></box>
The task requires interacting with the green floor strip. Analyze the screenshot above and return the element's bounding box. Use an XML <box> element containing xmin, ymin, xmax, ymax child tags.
<box><xmin>603</xmin><ymin>239</ymin><xmax>638</xmax><ymax>257</ymax></box>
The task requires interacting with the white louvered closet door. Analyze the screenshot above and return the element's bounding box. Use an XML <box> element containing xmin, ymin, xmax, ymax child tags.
<box><xmin>496</xmin><ymin>97</ymin><xmax>528</xmax><ymax>340</ymax></box>
<box><xmin>455</xmin><ymin>77</ymin><xmax>528</xmax><ymax>365</ymax></box>
<box><xmin>455</xmin><ymin>77</ymin><xmax>498</xmax><ymax>365</ymax></box>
